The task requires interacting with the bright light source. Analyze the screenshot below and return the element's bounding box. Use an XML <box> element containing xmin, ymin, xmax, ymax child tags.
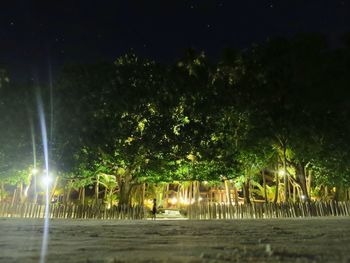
<box><xmin>41</xmin><ymin>175</ymin><xmax>53</xmax><ymax>187</ymax></box>
<box><xmin>278</xmin><ymin>170</ymin><xmax>285</xmax><ymax>176</ymax></box>
<box><xmin>169</xmin><ymin>197</ymin><xmax>177</xmax><ymax>205</ymax></box>
<box><xmin>301</xmin><ymin>195</ymin><xmax>307</xmax><ymax>201</ymax></box>
<box><xmin>179</xmin><ymin>197</ymin><xmax>188</xmax><ymax>205</ymax></box>
<box><xmin>32</xmin><ymin>168</ymin><xmax>38</xmax><ymax>175</ymax></box>
<box><xmin>203</xmin><ymin>181</ymin><xmax>208</xmax><ymax>185</ymax></box>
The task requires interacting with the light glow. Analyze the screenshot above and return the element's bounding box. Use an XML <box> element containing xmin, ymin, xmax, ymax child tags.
<box><xmin>41</xmin><ymin>175</ymin><xmax>53</xmax><ymax>187</ymax></box>
<box><xmin>169</xmin><ymin>197</ymin><xmax>178</xmax><ymax>205</ymax></box>
<box><xmin>179</xmin><ymin>197</ymin><xmax>195</xmax><ymax>205</ymax></box>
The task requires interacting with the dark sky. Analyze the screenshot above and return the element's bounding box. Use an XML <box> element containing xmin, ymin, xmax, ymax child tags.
<box><xmin>1</xmin><ymin>0</ymin><xmax>349</xmax><ymax>82</ymax></box>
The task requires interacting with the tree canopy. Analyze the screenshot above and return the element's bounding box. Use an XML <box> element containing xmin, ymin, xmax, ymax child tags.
<box><xmin>1</xmin><ymin>34</ymin><xmax>350</xmax><ymax>205</ymax></box>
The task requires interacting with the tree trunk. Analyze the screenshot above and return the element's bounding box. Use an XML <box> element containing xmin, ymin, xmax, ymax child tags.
<box><xmin>0</xmin><ymin>182</ymin><xmax>4</xmax><ymax>203</ymax></box>
<box><xmin>324</xmin><ymin>185</ymin><xmax>328</xmax><ymax>200</ymax></box>
<box><xmin>141</xmin><ymin>183</ymin><xmax>145</xmax><ymax>206</ymax></box>
<box><xmin>188</xmin><ymin>182</ymin><xmax>193</xmax><ymax>205</ymax></box>
<box><xmin>118</xmin><ymin>172</ymin><xmax>133</xmax><ymax>207</ymax></box>
<box><xmin>279</xmin><ymin>141</ymin><xmax>289</xmax><ymax>202</ymax></box>
<box><xmin>11</xmin><ymin>188</ymin><xmax>17</xmax><ymax>206</ymax></box>
<box><xmin>296</xmin><ymin>163</ymin><xmax>309</xmax><ymax>201</ymax></box>
<box><xmin>19</xmin><ymin>182</ymin><xmax>24</xmax><ymax>203</ymax></box>
<box><xmin>183</xmin><ymin>184</ymin><xmax>188</xmax><ymax>204</ymax></box>
<box><xmin>81</xmin><ymin>187</ymin><xmax>85</xmax><ymax>205</ymax></box>
<box><xmin>262</xmin><ymin>170</ymin><xmax>268</xmax><ymax>203</ymax></box>
<box><xmin>334</xmin><ymin>184</ymin><xmax>345</xmax><ymax>201</ymax></box>
<box><xmin>296</xmin><ymin>187</ymin><xmax>301</xmax><ymax>200</ymax></box>
<box><xmin>274</xmin><ymin>168</ymin><xmax>279</xmax><ymax>204</ymax></box>
<box><xmin>50</xmin><ymin>176</ymin><xmax>59</xmax><ymax>203</ymax></box>
<box><xmin>178</xmin><ymin>184</ymin><xmax>183</xmax><ymax>208</ymax></box>
<box><xmin>64</xmin><ymin>181</ymin><xmax>72</xmax><ymax>205</ymax></box>
<box><xmin>109</xmin><ymin>188</ymin><xmax>113</xmax><ymax>208</ymax></box>
<box><xmin>95</xmin><ymin>174</ymin><xmax>100</xmax><ymax>205</ymax></box>
<box><xmin>33</xmin><ymin>172</ymin><xmax>38</xmax><ymax>204</ymax></box>
<box><xmin>243</xmin><ymin>180</ymin><xmax>251</xmax><ymax>204</ymax></box>
<box><xmin>334</xmin><ymin>186</ymin><xmax>339</xmax><ymax>201</ymax></box>
<box><xmin>307</xmin><ymin>170</ymin><xmax>312</xmax><ymax>197</ymax></box>
<box><xmin>157</xmin><ymin>184</ymin><xmax>163</xmax><ymax>207</ymax></box>
<box><xmin>194</xmin><ymin>181</ymin><xmax>200</xmax><ymax>203</ymax></box>
<box><xmin>232</xmin><ymin>183</ymin><xmax>239</xmax><ymax>206</ymax></box>
<box><xmin>224</xmin><ymin>180</ymin><xmax>232</xmax><ymax>205</ymax></box>
<box><xmin>119</xmin><ymin>182</ymin><xmax>132</xmax><ymax>206</ymax></box>
<box><xmin>162</xmin><ymin>183</ymin><xmax>169</xmax><ymax>208</ymax></box>
<box><xmin>23</xmin><ymin>175</ymin><xmax>32</xmax><ymax>203</ymax></box>
<box><xmin>293</xmin><ymin>184</ymin><xmax>296</xmax><ymax>202</ymax></box>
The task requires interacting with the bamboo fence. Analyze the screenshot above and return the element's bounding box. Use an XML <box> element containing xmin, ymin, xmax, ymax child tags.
<box><xmin>187</xmin><ymin>201</ymin><xmax>350</xmax><ymax>219</ymax></box>
<box><xmin>0</xmin><ymin>203</ymin><xmax>145</xmax><ymax>220</ymax></box>
<box><xmin>1</xmin><ymin>201</ymin><xmax>349</xmax><ymax>220</ymax></box>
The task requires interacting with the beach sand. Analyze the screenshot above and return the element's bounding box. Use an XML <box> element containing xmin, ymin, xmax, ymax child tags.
<box><xmin>0</xmin><ymin>217</ymin><xmax>349</xmax><ymax>262</ymax></box>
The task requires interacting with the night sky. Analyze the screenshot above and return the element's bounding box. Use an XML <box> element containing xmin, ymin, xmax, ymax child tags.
<box><xmin>1</xmin><ymin>0</ymin><xmax>349</xmax><ymax>82</ymax></box>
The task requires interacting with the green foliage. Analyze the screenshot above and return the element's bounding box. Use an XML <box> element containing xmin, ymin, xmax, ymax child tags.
<box><xmin>2</xmin><ymin>35</ymin><xmax>350</xmax><ymax>203</ymax></box>
<box><xmin>251</xmin><ymin>181</ymin><xmax>276</xmax><ymax>202</ymax></box>
<box><xmin>0</xmin><ymin>79</ymin><xmax>35</xmax><ymax>185</ymax></box>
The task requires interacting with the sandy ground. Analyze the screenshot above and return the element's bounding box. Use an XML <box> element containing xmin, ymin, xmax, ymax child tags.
<box><xmin>0</xmin><ymin>217</ymin><xmax>349</xmax><ymax>263</ymax></box>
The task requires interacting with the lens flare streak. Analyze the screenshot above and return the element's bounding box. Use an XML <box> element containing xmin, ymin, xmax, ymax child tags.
<box><xmin>37</xmin><ymin>93</ymin><xmax>50</xmax><ymax>263</ymax></box>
